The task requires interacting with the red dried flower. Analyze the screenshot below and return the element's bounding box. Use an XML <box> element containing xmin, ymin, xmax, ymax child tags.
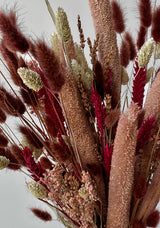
<box><xmin>132</xmin><ymin>59</ymin><xmax>146</xmax><ymax>108</ymax></box>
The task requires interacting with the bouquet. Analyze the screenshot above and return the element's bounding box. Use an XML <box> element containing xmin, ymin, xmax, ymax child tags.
<box><xmin>0</xmin><ymin>0</ymin><xmax>160</xmax><ymax>227</ymax></box>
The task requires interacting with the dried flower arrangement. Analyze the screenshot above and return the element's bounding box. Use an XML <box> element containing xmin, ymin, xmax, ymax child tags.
<box><xmin>0</xmin><ymin>0</ymin><xmax>160</xmax><ymax>227</ymax></box>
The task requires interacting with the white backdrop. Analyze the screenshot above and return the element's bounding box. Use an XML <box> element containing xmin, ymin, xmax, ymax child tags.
<box><xmin>0</xmin><ymin>0</ymin><xmax>158</xmax><ymax>228</ymax></box>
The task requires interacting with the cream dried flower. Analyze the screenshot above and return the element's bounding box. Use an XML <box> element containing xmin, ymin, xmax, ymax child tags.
<box><xmin>138</xmin><ymin>38</ymin><xmax>154</xmax><ymax>68</ymax></box>
<box><xmin>17</xmin><ymin>67</ymin><xmax>43</xmax><ymax>91</ymax></box>
<box><xmin>0</xmin><ymin>156</ymin><xmax>10</xmax><ymax>170</ymax></box>
<box><xmin>26</xmin><ymin>181</ymin><xmax>47</xmax><ymax>199</ymax></box>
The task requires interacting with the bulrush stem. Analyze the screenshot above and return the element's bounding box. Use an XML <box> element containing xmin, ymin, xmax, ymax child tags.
<box><xmin>88</xmin><ymin>0</ymin><xmax>121</xmax><ymax>107</ymax></box>
<box><xmin>136</xmin><ymin>162</ymin><xmax>160</xmax><ymax>223</ymax></box>
<box><xmin>59</xmin><ymin>69</ymin><xmax>107</xmax><ymax>224</ymax></box>
<box><xmin>107</xmin><ymin>103</ymin><xmax>139</xmax><ymax>228</ymax></box>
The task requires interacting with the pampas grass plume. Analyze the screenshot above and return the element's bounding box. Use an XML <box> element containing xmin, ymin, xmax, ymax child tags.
<box><xmin>111</xmin><ymin>1</ymin><xmax>125</xmax><ymax>34</ymax></box>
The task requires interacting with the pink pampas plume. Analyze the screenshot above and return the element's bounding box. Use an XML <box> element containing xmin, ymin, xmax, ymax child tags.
<box><xmin>107</xmin><ymin>103</ymin><xmax>139</xmax><ymax>228</ymax></box>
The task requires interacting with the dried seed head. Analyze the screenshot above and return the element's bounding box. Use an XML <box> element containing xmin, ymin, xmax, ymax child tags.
<box><xmin>56</xmin><ymin>7</ymin><xmax>72</xmax><ymax>43</ymax></box>
<box><xmin>40</xmin><ymin>157</ymin><xmax>52</xmax><ymax>170</ymax></box>
<box><xmin>111</xmin><ymin>1</ymin><xmax>125</xmax><ymax>34</ymax></box>
<box><xmin>26</xmin><ymin>181</ymin><xmax>47</xmax><ymax>199</ymax></box>
<box><xmin>138</xmin><ymin>38</ymin><xmax>154</xmax><ymax>68</ymax></box>
<box><xmin>17</xmin><ymin>67</ymin><xmax>43</xmax><ymax>91</ymax></box>
<box><xmin>0</xmin><ymin>155</ymin><xmax>10</xmax><ymax>170</ymax></box>
<box><xmin>31</xmin><ymin>208</ymin><xmax>52</xmax><ymax>221</ymax></box>
<box><xmin>0</xmin><ymin>108</ymin><xmax>6</xmax><ymax>123</ymax></box>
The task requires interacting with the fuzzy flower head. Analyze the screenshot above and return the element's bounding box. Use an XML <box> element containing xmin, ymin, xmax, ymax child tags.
<box><xmin>0</xmin><ymin>156</ymin><xmax>10</xmax><ymax>170</ymax></box>
<box><xmin>138</xmin><ymin>38</ymin><xmax>154</xmax><ymax>68</ymax></box>
<box><xmin>56</xmin><ymin>7</ymin><xmax>72</xmax><ymax>44</ymax></box>
<box><xmin>17</xmin><ymin>67</ymin><xmax>43</xmax><ymax>91</ymax></box>
<box><xmin>26</xmin><ymin>181</ymin><xmax>47</xmax><ymax>199</ymax></box>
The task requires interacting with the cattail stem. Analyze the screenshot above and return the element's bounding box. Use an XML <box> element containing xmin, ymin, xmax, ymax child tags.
<box><xmin>88</xmin><ymin>0</ymin><xmax>121</xmax><ymax>107</ymax></box>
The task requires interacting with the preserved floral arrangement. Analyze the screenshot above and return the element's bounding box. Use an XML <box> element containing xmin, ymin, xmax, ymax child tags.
<box><xmin>0</xmin><ymin>0</ymin><xmax>160</xmax><ymax>227</ymax></box>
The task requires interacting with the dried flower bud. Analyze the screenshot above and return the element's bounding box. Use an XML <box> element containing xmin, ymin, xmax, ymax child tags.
<box><xmin>56</xmin><ymin>8</ymin><xmax>72</xmax><ymax>43</ymax></box>
<box><xmin>26</xmin><ymin>181</ymin><xmax>47</xmax><ymax>199</ymax></box>
<box><xmin>17</xmin><ymin>67</ymin><xmax>43</xmax><ymax>91</ymax></box>
<box><xmin>0</xmin><ymin>155</ymin><xmax>10</xmax><ymax>169</ymax></box>
<box><xmin>138</xmin><ymin>38</ymin><xmax>154</xmax><ymax>68</ymax></box>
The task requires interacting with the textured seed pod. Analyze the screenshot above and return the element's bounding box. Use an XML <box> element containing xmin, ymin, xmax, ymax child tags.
<box><xmin>26</xmin><ymin>181</ymin><xmax>47</xmax><ymax>199</ymax></box>
<box><xmin>0</xmin><ymin>155</ymin><xmax>10</xmax><ymax>169</ymax></box>
<box><xmin>56</xmin><ymin>8</ymin><xmax>72</xmax><ymax>44</ymax></box>
<box><xmin>138</xmin><ymin>38</ymin><xmax>154</xmax><ymax>68</ymax></box>
<box><xmin>17</xmin><ymin>67</ymin><xmax>43</xmax><ymax>91</ymax></box>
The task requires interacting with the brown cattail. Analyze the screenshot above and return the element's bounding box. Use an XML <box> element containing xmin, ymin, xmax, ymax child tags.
<box><xmin>146</xmin><ymin>210</ymin><xmax>160</xmax><ymax>227</ymax></box>
<box><xmin>88</xmin><ymin>0</ymin><xmax>121</xmax><ymax>108</ymax></box>
<box><xmin>124</xmin><ymin>32</ymin><xmax>137</xmax><ymax>60</ymax></box>
<box><xmin>31</xmin><ymin>208</ymin><xmax>52</xmax><ymax>221</ymax></box>
<box><xmin>0</xmin><ymin>11</ymin><xmax>29</xmax><ymax>53</ymax></box>
<box><xmin>0</xmin><ymin>42</ymin><xmax>23</xmax><ymax>86</ymax></box>
<box><xmin>120</xmin><ymin>39</ymin><xmax>130</xmax><ymax>67</ymax></box>
<box><xmin>107</xmin><ymin>103</ymin><xmax>139</xmax><ymax>228</ymax></box>
<box><xmin>137</xmin><ymin>26</ymin><xmax>147</xmax><ymax>50</ymax></box>
<box><xmin>151</xmin><ymin>7</ymin><xmax>160</xmax><ymax>43</ymax></box>
<box><xmin>11</xmin><ymin>145</ymin><xmax>26</xmax><ymax>166</ymax></box>
<box><xmin>139</xmin><ymin>0</ymin><xmax>152</xmax><ymax>28</ymax></box>
<box><xmin>111</xmin><ymin>0</ymin><xmax>125</xmax><ymax>34</ymax></box>
<box><xmin>40</xmin><ymin>157</ymin><xmax>52</xmax><ymax>170</ymax></box>
<box><xmin>0</xmin><ymin>108</ymin><xmax>6</xmax><ymax>123</ymax></box>
<box><xmin>0</xmin><ymin>134</ymin><xmax>8</xmax><ymax>148</ymax></box>
<box><xmin>19</xmin><ymin>126</ymin><xmax>43</xmax><ymax>149</ymax></box>
<box><xmin>35</xmin><ymin>40</ymin><xmax>65</xmax><ymax>92</ymax></box>
<box><xmin>44</xmin><ymin>115</ymin><xmax>58</xmax><ymax>138</ymax></box>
